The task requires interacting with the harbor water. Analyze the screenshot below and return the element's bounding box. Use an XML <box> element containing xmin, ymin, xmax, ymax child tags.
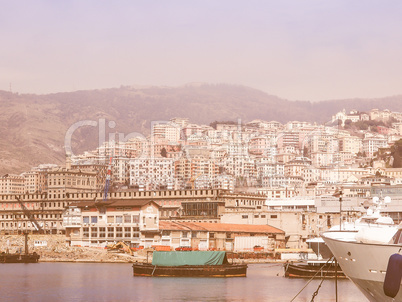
<box><xmin>0</xmin><ymin>263</ymin><xmax>366</xmax><ymax>301</ymax></box>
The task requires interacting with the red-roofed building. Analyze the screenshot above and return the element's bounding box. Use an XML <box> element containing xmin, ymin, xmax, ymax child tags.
<box><xmin>63</xmin><ymin>200</ymin><xmax>285</xmax><ymax>251</ymax></box>
<box><xmin>158</xmin><ymin>221</ymin><xmax>285</xmax><ymax>251</ymax></box>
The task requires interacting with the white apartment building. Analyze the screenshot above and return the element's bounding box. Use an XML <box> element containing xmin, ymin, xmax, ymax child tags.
<box><xmin>277</xmin><ymin>131</ymin><xmax>300</xmax><ymax>150</ymax></box>
<box><xmin>129</xmin><ymin>158</ymin><xmax>175</xmax><ymax>188</ymax></box>
<box><xmin>308</xmin><ymin>132</ymin><xmax>338</xmax><ymax>154</ymax></box>
<box><xmin>339</xmin><ymin>134</ymin><xmax>362</xmax><ymax>154</ymax></box>
<box><xmin>362</xmin><ymin>134</ymin><xmax>388</xmax><ymax>157</ymax></box>
<box><xmin>310</xmin><ymin>152</ymin><xmax>335</xmax><ymax>167</ymax></box>
<box><xmin>63</xmin><ymin>199</ymin><xmax>160</xmax><ymax>248</ymax></box>
<box><xmin>256</xmin><ymin>161</ymin><xmax>284</xmax><ymax>179</ymax></box>
<box><xmin>152</xmin><ymin>122</ymin><xmax>181</xmax><ymax>143</ymax></box>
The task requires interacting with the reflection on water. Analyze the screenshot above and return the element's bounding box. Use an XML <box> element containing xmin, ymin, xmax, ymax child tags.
<box><xmin>0</xmin><ymin>263</ymin><xmax>366</xmax><ymax>302</ymax></box>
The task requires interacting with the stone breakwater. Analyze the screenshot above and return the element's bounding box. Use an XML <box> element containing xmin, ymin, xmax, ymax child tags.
<box><xmin>0</xmin><ymin>235</ymin><xmax>140</xmax><ymax>263</ymax></box>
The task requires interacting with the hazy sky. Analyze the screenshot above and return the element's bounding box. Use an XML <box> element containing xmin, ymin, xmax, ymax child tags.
<box><xmin>2</xmin><ymin>1</ymin><xmax>402</xmax><ymax>101</ymax></box>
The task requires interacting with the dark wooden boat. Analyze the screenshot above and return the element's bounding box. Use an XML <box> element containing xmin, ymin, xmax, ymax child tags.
<box><xmin>0</xmin><ymin>252</ymin><xmax>40</xmax><ymax>263</ymax></box>
<box><xmin>133</xmin><ymin>251</ymin><xmax>247</xmax><ymax>277</ymax></box>
<box><xmin>284</xmin><ymin>260</ymin><xmax>345</xmax><ymax>278</ymax></box>
<box><xmin>1</xmin><ymin>233</ymin><xmax>40</xmax><ymax>263</ymax></box>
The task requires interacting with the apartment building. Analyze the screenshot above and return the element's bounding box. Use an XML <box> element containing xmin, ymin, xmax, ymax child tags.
<box><xmin>0</xmin><ymin>174</ymin><xmax>26</xmax><ymax>195</ymax></box>
<box><xmin>129</xmin><ymin>158</ymin><xmax>175</xmax><ymax>189</ymax></box>
<box><xmin>339</xmin><ymin>136</ymin><xmax>363</xmax><ymax>154</ymax></box>
<box><xmin>71</xmin><ymin>163</ymin><xmax>108</xmax><ymax>191</ymax></box>
<box><xmin>363</xmin><ymin>134</ymin><xmax>388</xmax><ymax>157</ymax></box>
<box><xmin>23</xmin><ymin>171</ymin><xmax>47</xmax><ymax>194</ymax></box>
<box><xmin>47</xmin><ymin>168</ymin><xmax>98</xmax><ymax>198</ymax></box>
<box><xmin>64</xmin><ymin>199</ymin><xmax>160</xmax><ymax>248</ymax></box>
<box><xmin>152</xmin><ymin>122</ymin><xmax>181</xmax><ymax>143</ymax></box>
<box><xmin>284</xmin><ymin>157</ymin><xmax>312</xmax><ymax>177</ymax></box>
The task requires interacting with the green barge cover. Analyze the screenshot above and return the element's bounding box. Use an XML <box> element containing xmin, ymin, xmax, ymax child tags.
<box><xmin>152</xmin><ymin>251</ymin><xmax>229</xmax><ymax>266</ymax></box>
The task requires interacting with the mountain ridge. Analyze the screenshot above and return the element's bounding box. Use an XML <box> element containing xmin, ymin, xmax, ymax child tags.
<box><xmin>1</xmin><ymin>84</ymin><xmax>401</xmax><ymax>174</ymax></box>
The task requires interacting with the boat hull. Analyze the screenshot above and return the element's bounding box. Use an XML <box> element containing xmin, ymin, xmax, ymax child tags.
<box><xmin>284</xmin><ymin>262</ymin><xmax>345</xmax><ymax>279</ymax></box>
<box><xmin>322</xmin><ymin>232</ymin><xmax>402</xmax><ymax>302</ymax></box>
<box><xmin>132</xmin><ymin>263</ymin><xmax>248</xmax><ymax>277</ymax></box>
<box><xmin>0</xmin><ymin>253</ymin><xmax>40</xmax><ymax>263</ymax></box>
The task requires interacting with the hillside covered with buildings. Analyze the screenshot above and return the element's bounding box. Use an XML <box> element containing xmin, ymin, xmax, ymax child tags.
<box><xmin>1</xmin><ymin>107</ymin><xmax>402</xmax><ymax>252</ymax></box>
<box><xmin>1</xmin><ymin>84</ymin><xmax>402</xmax><ymax>174</ymax></box>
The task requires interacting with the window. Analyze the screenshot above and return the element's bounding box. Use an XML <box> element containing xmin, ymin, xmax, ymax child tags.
<box><xmin>226</xmin><ymin>233</ymin><xmax>231</xmax><ymax>239</ymax></box>
<box><xmin>107</xmin><ymin>216</ymin><xmax>114</xmax><ymax>224</ymax></box>
<box><xmin>91</xmin><ymin>227</ymin><xmax>97</xmax><ymax>237</ymax></box>
<box><xmin>261</xmin><ymin>215</ymin><xmax>266</xmax><ymax>218</ymax></box>
<box><xmin>116</xmin><ymin>227</ymin><xmax>123</xmax><ymax>238</ymax></box>
<box><xmin>270</xmin><ymin>215</ymin><xmax>278</xmax><ymax>219</ymax></box>
<box><xmin>124</xmin><ymin>227</ymin><xmax>131</xmax><ymax>237</ymax></box>
<box><xmin>83</xmin><ymin>216</ymin><xmax>89</xmax><ymax>224</ymax></box>
<box><xmin>133</xmin><ymin>229</ymin><xmax>140</xmax><ymax>238</ymax></box>
<box><xmin>132</xmin><ymin>215</ymin><xmax>140</xmax><ymax>224</ymax></box>
<box><xmin>107</xmin><ymin>227</ymin><xmax>114</xmax><ymax>238</ymax></box>
<box><xmin>254</xmin><ymin>215</ymin><xmax>259</xmax><ymax>218</ymax></box>
<box><xmin>124</xmin><ymin>215</ymin><xmax>131</xmax><ymax>223</ymax></box>
<box><xmin>242</xmin><ymin>215</ymin><xmax>248</xmax><ymax>219</ymax></box>
<box><xmin>99</xmin><ymin>227</ymin><xmax>106</xmax><ymax>238</ymax></box>
<box><xmin>182</xmin><ymin>231</ymin><xmax>188</xmax><ymax>238</ymax></box>
<box><xmin>83</xmin><ymin>227</ymin><xmax>89</xmax><ymax>238</ymax></box>
<box><xmin>116</xmin><ymin>216</ymin><xmax>123</xmax><ymax>224</ymax></box>
<box><xmin>91</xmin><ymin>216</ymin><xmax>98</xmax><ymax>224</ymax></box>
<box><xmin>209</xmin><ymin>233</ymin><xmax>215</xmax><ymax>239</ymax></box>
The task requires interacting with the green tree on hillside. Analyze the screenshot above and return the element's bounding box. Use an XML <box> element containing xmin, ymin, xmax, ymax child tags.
<box><xmin>391</xmin><ymin>139</ymin><xmax>402</xmax><ymax>168</ymax></box>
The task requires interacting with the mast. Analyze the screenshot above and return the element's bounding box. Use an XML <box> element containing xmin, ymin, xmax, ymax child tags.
<box><xmin>24</xmin><ymin>232</ymin><xmax>28</xmax><ymax>255</ymax></box>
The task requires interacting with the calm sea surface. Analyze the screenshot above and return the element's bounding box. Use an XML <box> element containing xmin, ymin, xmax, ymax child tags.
<box><xmin>0</xmin><ymin>263</ymin><xmax>366</xmax><ymax>302</ymax></box>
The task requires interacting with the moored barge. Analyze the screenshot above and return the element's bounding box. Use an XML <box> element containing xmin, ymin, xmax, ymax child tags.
<box><xmin>1</xmin><ymin>232</ymin><xmax>40</xmax><ymax>263</ymax></box>
<box><xmin>284</xmin><ymin>260</ymin><xmax>345</xmax><ymax>278</ymax></box>
<box><xmin>0</xmin><ymin>252</ymin><xmax>40</xmax><ymax>263</ymax></box>
<box><xmin>133</xmin><ymin>251</ymin><xmax>247</xmax><ymax>277</ymax></box>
